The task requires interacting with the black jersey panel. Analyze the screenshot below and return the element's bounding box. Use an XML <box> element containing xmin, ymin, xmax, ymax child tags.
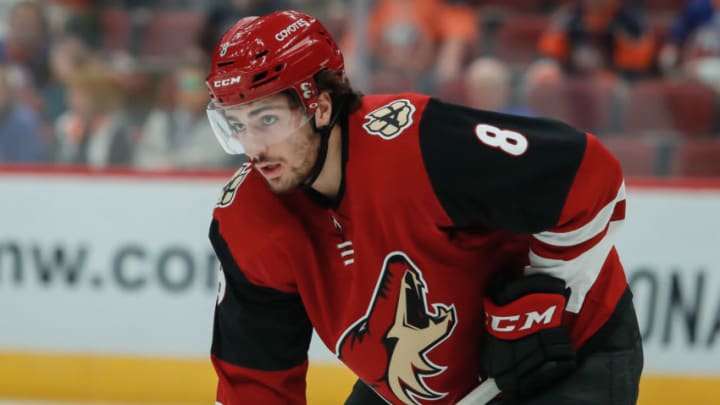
<box><xmin>209</xmin><ymin>219</ymin><xmax>313</xmax><ymax>371</ymax></box>
<box><xmin>418</xmin><ymin>98</ymin><xmax>587</xmax><ymax>233</ymax></box>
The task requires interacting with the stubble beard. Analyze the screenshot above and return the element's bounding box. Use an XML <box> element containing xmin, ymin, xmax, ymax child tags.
<box><xmin>264</xmin><ymin>130</ymin><xmax>320</xmax><ymax>194</ymax></box>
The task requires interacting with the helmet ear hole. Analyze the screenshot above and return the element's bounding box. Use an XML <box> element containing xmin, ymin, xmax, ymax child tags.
<box><xmin>253</xmin><ymin>71</ymin><xmax>268</xmax><ymax>82</ymax></box>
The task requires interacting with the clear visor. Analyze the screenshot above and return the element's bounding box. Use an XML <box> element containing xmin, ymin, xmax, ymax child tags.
<box><xmin>207</xmin><ymin>95</ymin><xmax>312</xmax><ymax>155</ymax></box>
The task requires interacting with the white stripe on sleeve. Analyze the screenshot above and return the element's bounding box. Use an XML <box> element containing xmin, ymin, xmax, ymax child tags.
<box><xmin>526</xmin><ymin>219</ymin><xmax>623</xmax><ymax>313</ymax></box>
<box><xmin>533</xmin><ymin>182</ymin><xmax>625</xmax><ymax>248</ymax></box>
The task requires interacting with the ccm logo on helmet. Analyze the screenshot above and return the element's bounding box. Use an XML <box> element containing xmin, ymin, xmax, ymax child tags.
<box><xmin>275</xmin><ymin>18</ymin><xmax>310</xmax><ymax>41</ymax></box>
<box><xmin>214</xmin><ymin>76</ymin><xmax>241</xmax><ymax>88</ymax></box>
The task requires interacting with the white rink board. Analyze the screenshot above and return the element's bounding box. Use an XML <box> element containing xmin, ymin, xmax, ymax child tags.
<box><xmin>0</xmin><ymin>174</ymin><xmax>222</xmax><ymax>357</ymax></box>
<box><xmin>0</xmin><ymin>171</ymin><xmax>719</xmax><ymax>373</ymax></box>
<box><xmin>617</xmin><ymin>188</ymin><xmax>720</xmax><ymax>375</ymax></box>
<box><xmin>0</xmin><ymin>171</ymin><xmax>332</xmax><ymax>361</ymax></box>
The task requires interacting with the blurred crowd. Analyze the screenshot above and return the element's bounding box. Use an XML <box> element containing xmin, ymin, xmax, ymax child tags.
<box><xmin>0</xmin><ymin>0</ymin><xmax>718</xmax><ymax>176</ymax></box>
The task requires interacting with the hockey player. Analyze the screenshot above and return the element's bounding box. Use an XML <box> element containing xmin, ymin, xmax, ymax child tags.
<box><xmin>205</xmin><ymin>10</ymin><xmax>643</xmax><ymax>405</ymax></box>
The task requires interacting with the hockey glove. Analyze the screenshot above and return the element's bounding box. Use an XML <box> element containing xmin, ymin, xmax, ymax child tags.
<box><xmin>481</xmin><ymin>274</ymin><xmax>576</xmax><ymax>402</ymax></box>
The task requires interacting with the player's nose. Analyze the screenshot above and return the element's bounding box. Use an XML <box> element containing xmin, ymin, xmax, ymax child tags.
<box><xmin>244</xmin><ymin>143</ymin><xmax>270</xmax><ymax>161</ymax></box>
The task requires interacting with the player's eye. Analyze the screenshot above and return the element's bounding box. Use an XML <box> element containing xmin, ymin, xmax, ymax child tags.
<box><xmin>261</xmin><ymin>115</ymin><xmax>279</xmax><ymax>126</ymax></box>
<box><xmin>229</xmin><ymin>121</ymin><xmax>246</xmax><ymax>134</ymax></box>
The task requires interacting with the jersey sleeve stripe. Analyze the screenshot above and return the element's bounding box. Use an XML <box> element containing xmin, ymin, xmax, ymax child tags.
<box><xmin>531</xmin><ymin>223</ymin><xmax>610</xmax><ymax>262</ymax></box>
<box><xmin>526</xmin><ymin>219</ymin><xmax>624</xmax><ymax>313</ymax></box>
<box><xmin>533</xmin><ymin>182</ymin><xmax>626</xmax><ymax>247</ymax></box>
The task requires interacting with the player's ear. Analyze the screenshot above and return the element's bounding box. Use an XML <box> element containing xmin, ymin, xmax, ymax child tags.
<box><xmin>314</xmin><ymin>91</ymin><xmax>332</xmax><ymax>127</ymax></box>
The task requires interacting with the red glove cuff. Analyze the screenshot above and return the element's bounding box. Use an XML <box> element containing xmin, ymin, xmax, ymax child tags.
<box><xmin>484</xmin><ymin>293</ymin><xmax>566</xmax><ymax>340</ymax></box>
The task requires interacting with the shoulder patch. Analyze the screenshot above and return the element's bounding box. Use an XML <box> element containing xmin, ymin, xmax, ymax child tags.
<box><xmin>216</xmin><ymin>162</ymin><xmax>252</xmax><ymax>208</ymax></box>
<box><xmin>363</xmin><ymin>99</ymin><xmax>416</xmax><ymax>140</ymax></box>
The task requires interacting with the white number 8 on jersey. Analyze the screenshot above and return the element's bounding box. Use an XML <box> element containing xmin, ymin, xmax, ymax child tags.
<box><xmin>475</xmin><ymin>124</ymin><xmax>528</xmax><ymax>156</ymax></box>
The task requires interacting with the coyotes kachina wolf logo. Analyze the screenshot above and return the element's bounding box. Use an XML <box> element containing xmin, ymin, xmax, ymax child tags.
<box><xmin>336</xmin><ymin>252</ymin><xmax>457</xmax><ymax>405</ymax></box>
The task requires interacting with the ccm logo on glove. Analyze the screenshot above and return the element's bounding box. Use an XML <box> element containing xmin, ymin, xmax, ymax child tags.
<box><xmin>481</xmin><ymin>274</ymin><xmax>576</xmax><ymax>400</ymax></box>
<box><xmin>484</xmin><ymin>293</ymin><xmax>565</xmax><ymax>340</ymax></box>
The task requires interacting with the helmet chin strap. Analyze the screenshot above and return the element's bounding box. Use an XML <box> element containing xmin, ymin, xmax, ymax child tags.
<box><xmin>302</xmin><ymin>96</ymin><xmax>348</xmax><ymax>188</ymax></box>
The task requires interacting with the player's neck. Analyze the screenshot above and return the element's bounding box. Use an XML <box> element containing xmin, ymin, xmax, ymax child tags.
<box><xmin>309</xmin><ymin>124</ymin><xmax>343</xmax><ymax>199</ymax></box>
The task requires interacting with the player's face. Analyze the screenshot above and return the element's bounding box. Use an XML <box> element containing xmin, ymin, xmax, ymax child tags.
<box><xmin>223</xmin><ymin>94</ymin><xmax>319</xmax><ymax>193</ymax></box>
<box><xmin>252</xmin><ymin>117</ymin><xmax>320</xmax><ymax>194</ymax></box>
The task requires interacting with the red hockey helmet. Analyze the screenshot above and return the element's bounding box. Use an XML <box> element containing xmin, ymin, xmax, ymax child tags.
<box><xmin>206</xmin><ymin>10</ymin><xmax>345</xmax><ymax>155</ymax></box>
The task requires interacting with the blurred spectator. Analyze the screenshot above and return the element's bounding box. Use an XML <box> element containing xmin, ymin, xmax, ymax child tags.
<box><xmin>658</xmin><ymin>0</ymin><xmax>718</xmax><ymax>72</ymax></box>
<box><xmin>54</xmin><ymin>66</ymin><xmax>134</xmax><ymax>167</ymax></box>
<box><xmin>289</xmin><ymin>0</ymin><xmax>347</xmax><ymax>38</ymax></box>
<box><xmin>463</xmin><ymin>57</ymin><xmax>534</xmax><ymax>116</ymax></box>
<box><xmin>434</xmin><ymin>0</ymin><xmax>480</xmax><ymax>82</ymax></box>
<box><xmin>0</xmin><ymin>1</ymin><xmax>51</xmax><ymax>90</ymax></box>
<box><xmin>517</xmin><ymin>58</ymin><xmax>565</xmax><ymax>105</ymax></box>
<box><xmin>43</xmin><ymin>34</ymin><xmax>96</xmax><ymax>123</ymax></box>
<box><xmin>520</xmin><ymin>58</ymin><xmax>620</xmax><ymax>134</ymax></box>
<box><xmin>0</xmin><ymin>63</ymin><xmax>46</xmax><ymax>163</ymax></box>
<box><xmin>688</xmin><ymin>57</ymin><xmax>720</xmax><ymax>92</ymax></box>
<box><xmin>134</xmin><ymin>62</ymin><xmax>235</xmax><ymax>170</ymax></box>
<box><xmin>345</xmin><ymin>0</ymin><xmax>479</xmax><ymax>92</ymax></box>
<box><xmin>47</xmin><ymin>0</ymin><xmax>103</xmax><ymax>49</ymax></box>
<box><xmin>538</xmin><ymin>0</ymin><xmax>656</xmax><ymax>79</ymax></box>
<box><xmin>682</xmin><ymin>13</ymin><xmax>720</xmax><ymax>91</ymax></box>
<box><xmin>198</xmin><ymin>0</ymin><xmax>291</xmax><ymax>58</ymax></box>
<box><xmin>518</xmin><ymin>58</ymin><xmax>565</xmax><ymax>119</ymax></box>
<box><xmin>103</xmin><ymin>47</ymin><xmax>150</xmax><ymax>126</ymax></box>
<box><xmin>521</xmin><ymin>58</ymin><xmax>565</xmax><ymax>90</ymax></box>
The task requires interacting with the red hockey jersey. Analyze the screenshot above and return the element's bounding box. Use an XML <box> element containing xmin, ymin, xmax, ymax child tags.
<box><xmin>209</xmin><ymin>93</ymin><xmax>628</xmax><ymax>405</ymax></box>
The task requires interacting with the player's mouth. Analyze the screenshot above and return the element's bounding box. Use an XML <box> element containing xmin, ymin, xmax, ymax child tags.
<box><xmin>257</xmin><ymin>163</ymin><xmax>283</xmax><ymax>179</ymax></box>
